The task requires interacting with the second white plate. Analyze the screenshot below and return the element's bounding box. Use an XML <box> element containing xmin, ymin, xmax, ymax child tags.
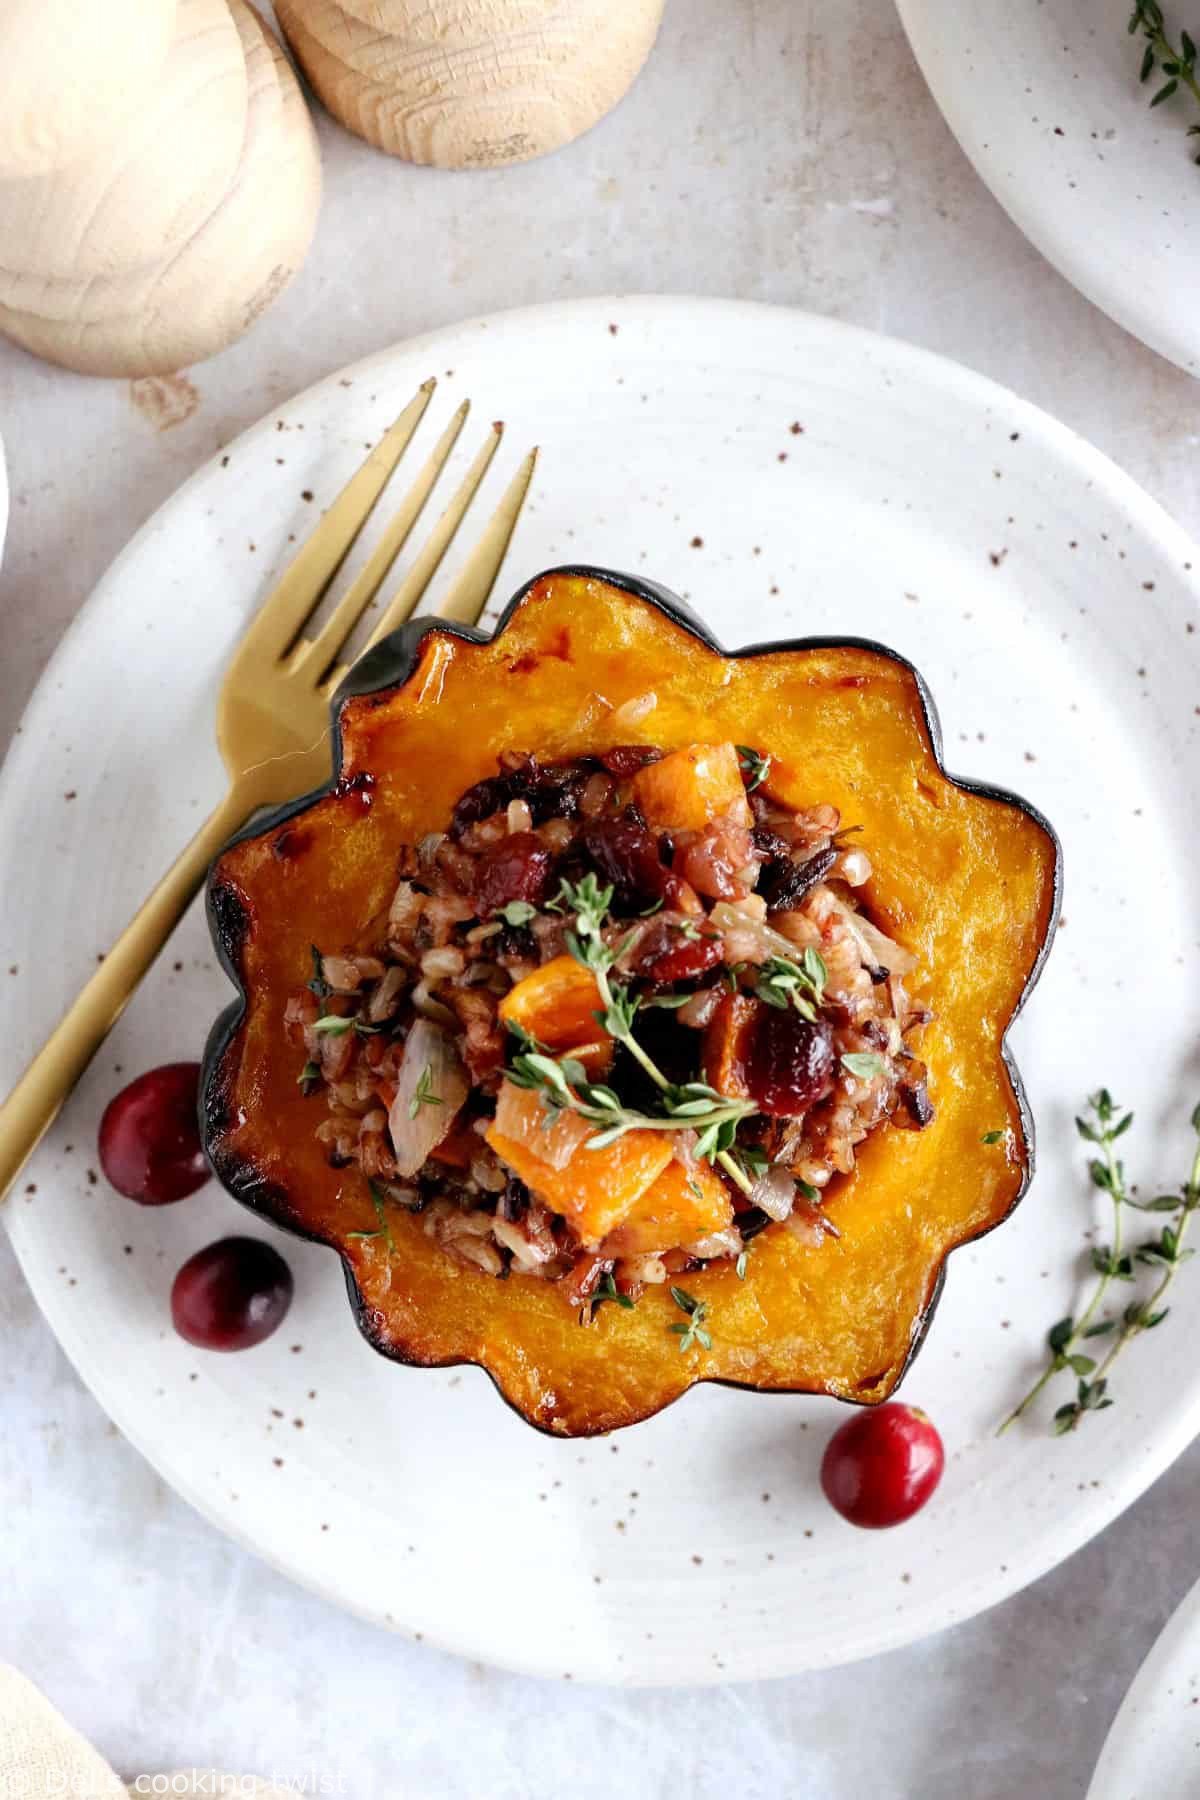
<box><xmin>897</xmin><ymin>0</ymin><xmax>1200</xmax><ymax>376</ymax></box>
<box><xmin>3</xmin><ymin>297</ymin><xmax>1200</xmax><ymax>1683</ymax></box>
<box><xmin>1090</xmin><ymin>1576</ymin><xmax>1200</xmax><ymax>1798</ymax></box>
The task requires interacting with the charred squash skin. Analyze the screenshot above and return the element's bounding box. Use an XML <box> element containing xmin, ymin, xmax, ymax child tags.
<box><xmin>202</xmin><ymin>567</ymin><xmax>1062</xmax><ymax>1438</ymax></box>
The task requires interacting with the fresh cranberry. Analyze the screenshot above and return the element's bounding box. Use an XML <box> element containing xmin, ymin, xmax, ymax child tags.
<box><xmin>820</xmin><ymin>1403</ymin><xmax>945</xmax><ymax>1528</ymax></box>
<box><xmin>582</xmin><ymin>818</ymin><xmax>697</xmax><ymax>913</ymax></box>
<box><xmin>472</xmin><ymin>832</ymin><xmax>552</xmax><ymax>916</ymax></box>
<box><xmin>746</xmin><ymin>1009</ymin><xmax>834</xmax><ymax>1115</ymax></box>
<box><xmin>643</xmin><ymin>930</ymin><xmax>723</xmax><ymax>986</ymax></box>
<box><xmin>98</xmin><ymin>1063</ymin><xmax>210</xmax><ymax>1204</ymax></box>
<box><xmin>170</xmin><ymin>1237</ymin><xmax>294</xmax><ymax>1350</ymax></box>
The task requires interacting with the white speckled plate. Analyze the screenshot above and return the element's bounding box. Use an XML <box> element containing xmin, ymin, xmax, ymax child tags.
<box><xmin>1089</xmin><ymin>1576</ymin><xmax>1200</xmax><ymax>1798</ymax></box>
<box><xmin>896</xmin><ymin>0</ymin><xmax>1200</xmax><ymax>376</ymax></box>
<box><xmin>3</xmin><ymin>297</ymin><xmax>1200</xmax><ymax>1685</ymax></box>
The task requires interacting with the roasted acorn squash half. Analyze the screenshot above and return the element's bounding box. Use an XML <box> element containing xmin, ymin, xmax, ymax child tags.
<box><xmin>202</xmin><ymin>567</ymin><xmax>1061</xmax><ymax>1437</ymax></box>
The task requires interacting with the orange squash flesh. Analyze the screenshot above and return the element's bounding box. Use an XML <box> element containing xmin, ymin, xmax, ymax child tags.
<box><xmin>702</xmin><ymin>992</ymin><xmax>759</xmax><ymax>1101</ymax></box>
<box><xmin>601</xmin><ymin>1158</ymin><xmax>734</xmax><ymax>1259</ymax></box>
<box><xmin>484</xmin><ymin>1082</ymin><xmax>673</xmax><ymax>1247</ymax></box>
<box><xmin>203</xmin><ymin>568</ymin><xmax>1060</xmax><ymax>1437</ymax></box>
<box><xmin>497</xmin><ymin>956</ymin><xmax>611</xmax><ymax>1076</ymax></box>
<box><xmin>632</xmin><ymin>741</ymin><xmax>752</xmax><ymax>832</ymax></box>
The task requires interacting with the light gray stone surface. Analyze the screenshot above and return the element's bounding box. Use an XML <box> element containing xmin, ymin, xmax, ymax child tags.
<box><xmin>1</xmin><ymin>3</ymin><xmax>1197</xmax><ymax>1794</ymax></box>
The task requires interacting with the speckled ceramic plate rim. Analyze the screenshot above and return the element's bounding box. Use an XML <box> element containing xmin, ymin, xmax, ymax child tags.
<box><xmin>895</xmin><ymin>0</ymin><xmax>1200</xmax><ymax>377</ymax></box>
<box><xmin>1089</xmin><ymin>1573</ymin><xmax>1200</xmax><ymax>1798</ymax></box>
<box><xmin>4</xmin><ymin>296</ymin><xmax>1200</xmax><ymax>1683</ymax></box>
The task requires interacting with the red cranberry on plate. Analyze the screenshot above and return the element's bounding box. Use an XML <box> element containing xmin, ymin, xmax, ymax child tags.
<box><xmin>171</xmin><ymin>1237</ymin><xmax>294</xmax><ymax>1351</ymax></box>
<box><xmin>820</xmin><ymin>1403</ymin><xmax>945</xmax><ymax>1528</ymax></box>
<box><xmin>98</xmin><ymin>1062</ymin><xmax>209</xmax><ymax>1204</ymax></box>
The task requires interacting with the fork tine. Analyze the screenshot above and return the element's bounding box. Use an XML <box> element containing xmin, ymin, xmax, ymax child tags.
<box><xmin>293</xmin><ymin>400</ymin><xmax>472</xmax><ymax>682</ymax></box>
<box><xmin>434</xmin><ymin>448</ymin><xmax>539</xmax><ymax>626</ymax></box>
<box><xmin>354</xmin><ymin>423</ymin><xmax>505</xmax><ymax>660</ymax></box>
<box><xmin>238</xmin><ymin>379</ymin><xmax>436</xmax><ymax>661</ymax></box>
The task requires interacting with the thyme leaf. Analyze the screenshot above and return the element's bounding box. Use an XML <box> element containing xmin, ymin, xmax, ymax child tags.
<box><xmin>1128</xmin><ymin>1</ymin><xmax>1200</xmax><ymax>157</ymax></box>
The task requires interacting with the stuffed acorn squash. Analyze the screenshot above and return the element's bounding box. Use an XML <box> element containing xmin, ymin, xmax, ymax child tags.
<box><xmin>202</xmin><ymin>566</ymin><xmax>1061</xmax><ymax>1436</ymax></box>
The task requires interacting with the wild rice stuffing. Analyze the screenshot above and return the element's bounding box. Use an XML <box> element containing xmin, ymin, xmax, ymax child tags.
<box><xmin>285</xmin><ymin>739</ymin><xmax>933</xmax><ymax>1315</ymax></box>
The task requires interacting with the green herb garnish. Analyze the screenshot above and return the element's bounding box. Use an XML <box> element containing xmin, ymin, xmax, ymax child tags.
<box><xmin>346</xmin><ymin>1179</ymin><xmax>398</xmax><ymax>1251</ymax></box>
<box><xmin>408</xmin><ymin>1063</ymin><xmax>444</xmax><ymax>1119</ymax></box>
<box><xmin>296</xmin><ymin>1058</ymin><xmax>321</xmax><ymax>1095</ymax></box>
<box><xmin>756</xmin><ymin>948</ymin><xmax>827</xmax><ymax>1019</ymax></box>
<box><xmin>841</xmin><ymin>1052</ymin><xmax>885</xmax><ymax>1080</ymax></box>
<box><xmin>498</xmin><ymin>900</ymin><xmax>537</xmax><ymax>927</ymax></box>
<box><xmin>669</xmin><ymin>1285</ymin><xmax>713</xmax><ymax>1351</ymax></box>
<box><xmin>516</xmin><ymin>876</ymin><xmax>759</xmax><ymax>1194</ymax></box>
<box><xmin>736</xmin><ymin>745</ymin><xmax>772</xmax><ymax>792</ymax></box>
<box><xmin>591</xmin><ymin>1270</ymin><xmax>635</xmax><ymax>1318</ymax></box>
<box><xmin>1000</xmin><ymin>1090</ymin><xmax>1200</xmax><ymax>1434</ymax></box>
<box><xmin>1129</xmin><ymin>2</ymin><xmax>1200</xmax><ymax>154</ymax></box>
<box><xmin>312</xmin><ymin>1013</ymin><xmax>356</xmax><ymax>1037</ymax></box>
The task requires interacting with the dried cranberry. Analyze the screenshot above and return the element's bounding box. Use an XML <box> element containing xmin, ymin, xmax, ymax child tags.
<box><xmin>598</xmin><ymin>745</ymin><xmax>664</xmax><ymax>777</ymax></box>
<box><xmin>760</xmin><ymin>845</ymin><xmax>837</xmax><ymax>912</ymax></box>
<box><xmin>746</xmin><ymin>1008</ymin><xmax>835</xmax><ymax>1116</ymax></box>
<box><xmin>581</xmin><ymin>819</ymin><xmax>696</xmax><ymax>912</ymax></box>
<box><xmin>643</xmin><ymin>930</ymin><xmax>723</xmax><ymax>986</ymax></box>
<box><xmin>472</xmin><ymin>832</ymin><xmax>552</xmax><ymax>916</ymax></box>
<box><xmin>527</xmin><ymin>760</ymin><xmax>594</xmax><ymax>823</ymax></box>
<box><xmin>451</xmin><ymin>774</ymin><xmax>509</xmax><ymax>837</ymax></box>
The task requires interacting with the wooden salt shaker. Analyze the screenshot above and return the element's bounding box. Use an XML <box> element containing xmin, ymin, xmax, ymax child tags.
<box><xmin>274</xmin><ymin>0</ymin><xmax>666</xmax><ymax>167</ymax></box>
<box><xmin>0</xmin><ymin>0</ymin><xmax>322</xmax><ymax>376</ymax></box>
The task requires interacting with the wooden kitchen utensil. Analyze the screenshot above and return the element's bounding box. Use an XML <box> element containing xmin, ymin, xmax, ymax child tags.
<box><xmin>0</xmin><ymin>0</ymin><xmax>321</xmax><ymax>377</ymax></box>
<box><xmin>0</xmin><ymin>0</ymin><xmax>178</xmax><ymax>179</ymax></box>
<box><xmin>274</xmin><ymin>0</ymin><xmax>665</xmax><ymax>167</ymax></box>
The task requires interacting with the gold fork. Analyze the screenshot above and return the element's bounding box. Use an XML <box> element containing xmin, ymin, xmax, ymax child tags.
<box><xmin>0</xmin><ymin>379</ymin><xmax>537</xmax><ymax>1201</ymax></box>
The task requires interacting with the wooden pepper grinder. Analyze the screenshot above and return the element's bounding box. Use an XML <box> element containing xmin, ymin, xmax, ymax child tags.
<box><xmin>273</xmin><ymin>0</ymin><xmax>666</xmax><ymax>167</ymax></box>
<box><xmin>0</xmin><ymin>0</ymin><xmax>322</xmax><ymax>376</ymax></box>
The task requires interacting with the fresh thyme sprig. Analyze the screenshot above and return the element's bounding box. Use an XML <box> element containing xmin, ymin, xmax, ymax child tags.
<box><xmin>756</xmin><ymin>948</ymin><xmax>827</xmax><ymax>1018</ymax></box>
<box><xmin>346</xmin><ymin>1180</ymin><xmax>399</xmax><ymax>1250</ymax></box>
<box><xmin>535</xmin><ymin>875</ymin><xmax>760</xmax><ymax>1193</ymax></box>
<box><xmin>1129</xmin><ymin>1</ymin><xmax>1200</xmax><ymax>155</ymax></box>
<box><xmin>590</xmin><ymin>1270</ymin><xmax>635</xmax><ymax>1319</ymax></box>
<box><xmin>408</xmin><ymin>1062</ymin><xmax>444</xmax><ymax>1119</ymax></box>
<box><xmin>669</xmin><ymin>1285</ymin><xmax>713</xmax><ymax>1351</ymax></box>
<box><xmin>505</xmin><ymin>1043</ymin><xmax>757</xmax><ymax>1163</ymax></box>
<box><xmin>1000</xmin><ymin>1091</ymin><xmax>1200</xmax><ymax>1434</ymax></box>
<box><xmin>736</xmin><ymin>745</ymin><xmax>772</xmax><ymax>792</ymax></box>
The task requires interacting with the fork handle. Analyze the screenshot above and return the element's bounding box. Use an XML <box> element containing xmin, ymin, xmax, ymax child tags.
<box><xmin>0</xmin><ymin>780</ymin><xmax>254</xmax><ymax>1204</ymax></box>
